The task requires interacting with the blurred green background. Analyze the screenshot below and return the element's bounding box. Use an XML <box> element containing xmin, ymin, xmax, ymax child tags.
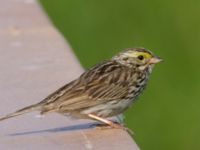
<box><xmin>40</xmin><ymin>0</ymin><xmax>200</xmax><ymax>150</ymax></box>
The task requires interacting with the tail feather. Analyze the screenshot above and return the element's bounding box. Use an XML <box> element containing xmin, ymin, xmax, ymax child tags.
<box><xmin>0</xmin><ymin>104</ymin><xmax>41</xmax><ymax>121</ymax></box>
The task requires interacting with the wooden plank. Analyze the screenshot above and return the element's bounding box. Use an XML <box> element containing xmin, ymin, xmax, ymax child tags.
<box><xmin>0</xmin><ymin>0</ymin><xmax>139</xmax><ymax>149</ymax></box>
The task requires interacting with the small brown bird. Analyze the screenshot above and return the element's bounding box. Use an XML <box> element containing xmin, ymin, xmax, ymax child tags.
<box><xmin>0</xmin><ymin>48</ymin><xmax>162</xmax><ymax>131</ymax></box>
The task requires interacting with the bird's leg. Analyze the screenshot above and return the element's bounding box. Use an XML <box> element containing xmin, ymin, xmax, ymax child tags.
<box><xmin>88</xmin><ymin>114</ymin><xmax>133</xmax><ymax>135</ymax></box>
<box><xmin>88</xmin><ymin>114</ymin><xmax>119</xmax><ymax>128</ymax></box>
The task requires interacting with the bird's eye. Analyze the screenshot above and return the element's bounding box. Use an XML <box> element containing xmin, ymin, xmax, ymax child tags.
<box><xmin>137</xmin><ymin>55</ymin><xmax>144</xmax><ymax>60</ymax></box>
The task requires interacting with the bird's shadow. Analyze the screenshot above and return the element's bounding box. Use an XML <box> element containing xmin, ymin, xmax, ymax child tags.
<box><xmin>7</xmin><ymin>116</ymin><xmax>122</xmax><ymax>137</ymax></box>
<box><xmin>8</xmin><ymin>122</ymin><xmax>100</xmax><ymax>137</ymax></box>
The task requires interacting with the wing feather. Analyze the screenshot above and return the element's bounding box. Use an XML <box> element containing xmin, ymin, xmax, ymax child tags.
<box><xmin>40</xmin><ymin>61</ymin><xmax>134</xmax><ymax>112</ymax></box>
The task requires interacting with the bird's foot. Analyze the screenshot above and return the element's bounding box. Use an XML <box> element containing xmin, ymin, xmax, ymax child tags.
<box><xmin>95</xmin><ymin>121</ymin><xmax>134</xmax><ymax>135</ymax></box>
<box><xmin>88</xmin><ymin>114</ymin><xmax>133</xmax><ymax>135</ymax></box>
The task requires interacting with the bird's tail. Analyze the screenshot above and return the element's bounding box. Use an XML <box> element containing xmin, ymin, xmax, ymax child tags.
<box><xmin>0</xmin><ymin>103</ymin><xmax>41</xmax><ymax>121</ymax></box>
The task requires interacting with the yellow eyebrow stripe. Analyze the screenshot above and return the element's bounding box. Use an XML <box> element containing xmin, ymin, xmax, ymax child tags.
<box><xmin>126</xmin><ymin>52</ymin><xmax>152</xmax><ymax>59</ymax></box>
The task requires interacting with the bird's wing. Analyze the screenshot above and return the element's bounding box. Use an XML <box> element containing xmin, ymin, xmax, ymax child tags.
<box><xmin>41</xmin><ymin>61</ymin><xmax>135</xmax><ymax>112</ymax></box>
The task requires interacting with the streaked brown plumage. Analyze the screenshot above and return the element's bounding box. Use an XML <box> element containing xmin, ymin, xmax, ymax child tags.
<box><xmin>0</xmin><ymin>48</ymin><xmax>162</xmax><ymax>131</ymax></box>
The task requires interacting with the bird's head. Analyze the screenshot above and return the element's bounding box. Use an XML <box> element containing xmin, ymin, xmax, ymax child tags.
<box><xmin>113</xmin><ymin>48</ymin><xmax>162</xmax><ymax>71</ymax></box>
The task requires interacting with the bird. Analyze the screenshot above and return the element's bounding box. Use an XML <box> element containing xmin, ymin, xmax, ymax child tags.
<box><xmin>0</xmin><ymin>47</ymin><xmax>162</xmax><ymax>132</ymax></box>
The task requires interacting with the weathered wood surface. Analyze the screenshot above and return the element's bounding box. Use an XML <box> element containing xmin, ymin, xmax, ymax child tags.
<box><xmin>0</xmin><ymin>0</ymin><xmax>139</xmax><ymax>149</ymax></box>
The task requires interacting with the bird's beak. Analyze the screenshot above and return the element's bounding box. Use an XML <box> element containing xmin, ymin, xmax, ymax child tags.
<box><xmin>149</xmin><ymin>56</ymin><xmax>163</xmax><ymax>64</ymax></box>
